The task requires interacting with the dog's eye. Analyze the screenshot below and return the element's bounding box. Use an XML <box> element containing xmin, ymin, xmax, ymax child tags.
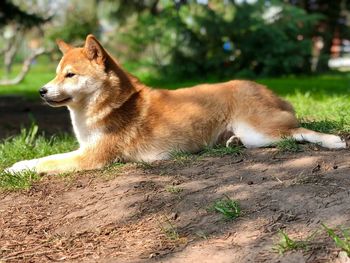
<box><xmin>65</xmin><ymin>73</ymin><xmax>76</xmax><ymax>78</ymax></box>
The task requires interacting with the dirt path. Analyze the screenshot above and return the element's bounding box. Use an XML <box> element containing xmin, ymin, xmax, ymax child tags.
<box><xmin>0</xmin><ymin>96</ymin><xmax>70</xmax><ymax>138</ymax></box>
<box><xmin>1</xmin><ymin>148</ymin><xmax>350</xmax><ymax>262</ymax></box>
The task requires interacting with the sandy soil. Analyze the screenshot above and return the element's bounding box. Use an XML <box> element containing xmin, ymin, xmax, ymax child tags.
<box><xmin>1</xmin><ymin>98</ymin><xmax>350</xmax><ymax>263</ymax></box>
<box><xmin>1</xmin><ymin>148</ymin><xmax>350</xmax><ymax>263</ymax></box>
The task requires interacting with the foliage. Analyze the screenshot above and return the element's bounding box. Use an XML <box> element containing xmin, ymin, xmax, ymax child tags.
<box><xmin>120</xmin><ymin>0</ymin><xmax>322</xmax><ymax>78</ymax></box>
<box><xmin>288</xmin><ymin>0</ymin><xmax>350</xmax><ymax>71</ymax></box>
<box><xmin>274</xmin><ymin>229</ymin><xmax>308</xmax><ymax>254</ymax></box>
<box><xmin>211</xmin><ymin>195</ymin><xmax>241</xmax><ymax>220</ymax></box>
<box><xmin>276</xmin><ymin>138</ymin><xmax>301</xmax><ymax>152</ymax></box>
<box><xmin>47</xmin><ymin>1</ymin><xmax>98</xmax><ymax>44</ymax></box>
<box><xmin>0</xmin><ymin>0</ymin><xmax>47</xmax><ymax>28</ymax></box>
<box><xmin>322</xmin><ymin>224</ymin><xmax>350</xmax><ymax>256</ymax></box>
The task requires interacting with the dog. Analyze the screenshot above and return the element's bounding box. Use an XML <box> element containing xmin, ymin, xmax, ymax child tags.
<box><xmin>6</xmin><ymin>34</ymin><xmax>347</xmax><ymax>175</ymax></box>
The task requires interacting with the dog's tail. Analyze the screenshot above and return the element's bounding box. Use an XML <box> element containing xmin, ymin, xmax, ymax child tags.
<box><xmin>291</xmin><ymin>127</ymin><xmax>347</xmax><ymax>149</ymax></box>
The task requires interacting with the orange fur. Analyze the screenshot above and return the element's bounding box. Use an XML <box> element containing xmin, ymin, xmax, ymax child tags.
<box><xmin>6</xmin><ymin>35</ymin><xmax>346</xmax><ymax>175</ymax></box>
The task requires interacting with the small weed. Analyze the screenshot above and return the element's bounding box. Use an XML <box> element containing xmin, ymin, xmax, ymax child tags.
<box><xmin>135</xmin><ymin>161</ymin><xmax>155</xmax><ymax>170</ymax></box>
<box><xmin>171</xmin><ymin>145</ymin><xmax>242</xmax><ymax>162</ymax></box>
<box><xmin>210</xmin><ymin>195</ymin><xmax>241</xmax><ymax>220</ymax></box>
<box><xmin>158</xmin><ymin>216</ymin><xmax>179</xmax><ymax>240</ymax></box>
<box><xmin>102</xmin><ymin>162</ymin><xmax>125</xmax><ymax>175</ymax></box>
<box><xmin>322</xmin><ymin>224</ymin><xmax>350</xmax><ymax>256</ymax></box>
<box><xmin>276</xmin><ymin>137</ymin><xmax>301</xmax><ymax>152</ymax></box>
<box><xmin>170</xmin><ymin>150</ymin><xmax>196</xmax><ymax>164</ymax></box>
<box><xmin>274</xmin><ymin>230</ymin><xmax>308</xmax><ymax>254</ymax></box>
<box><xmin>201</xmin><ymin>145</ymin><xmax>242</xmax><ymax>157</ymax></box>
<box><xmin>166</xmin><ymin>185</ymin><xmax>183</xmax><ymax>194</ymax></box>
<box><xmin>195</xmin><ymin>230</ymin><xmax>208</xmax><ymax>240</ymax></box>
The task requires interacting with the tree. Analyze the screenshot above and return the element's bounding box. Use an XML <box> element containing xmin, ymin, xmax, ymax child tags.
<box><xmin>0</xmin><ymin>0</ymin><xmax>48</xmax><ymax>85</ymax></box>
<box><xmin>118</xmin><ymin>0</ymin><xmax>322</xmax><ymax>78</ymax></box>
<box><xmin>0</xmin><ymin>0</ymin><xmax>46</xmax><ymax>27</ymax></box>
<box><xmin>288</xmin><ymin>0</ymin><xmax>350</xmax><ymax>71</ymax></box>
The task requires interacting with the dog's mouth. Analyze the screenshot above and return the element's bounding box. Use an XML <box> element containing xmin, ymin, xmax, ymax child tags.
<box><xmin>44</xmin><ymin>97</ymin><xmax>72</xmax><ymax>106</ymax></box>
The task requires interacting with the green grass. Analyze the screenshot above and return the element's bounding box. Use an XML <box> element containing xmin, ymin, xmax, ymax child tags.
<box><xmin>276</xmin><ymin>137</ymin><xmax>301</xmax><ymax>152</ymax></box>
<box><xmin>165</xmin><ymin>185</ymin><xmax>183</xmax><ymax>194</ymax></box>
<box><xmin>169</xmin><ymin>150</ymin><xmax>196</xmax><ymax>164</ymax></box>
<box><xmin>210</xmin><ymin>195</ymin><xmax>241</xmax><ymax>220</ymax></box>
<box><xmin>169</xmin><ymin>145</ymin><xmax>241</xmax><ymax>165</ymax></box>
<box><xmin>1</xmin><ymin>61</ymin><xmax>350</xmax><ymax>190</ymax></box>
<box><xmin>1</xmin><ymin>60</ymin><xmax>349</xmax><ymax>134</ymax></box>
<box><xmin>0</xmin><ymin>58</ymin><xmax>56</xmax><ymax>100</ymax></box>
<box><xmin>274</xmin><ymin>230</ymin><xmax>309</xmax><ymax>254</ymax></box>
<box><xmin>0</xmin><ymin>123</ymin><xmax>76</xmax><ymax>190</ymax></box>
<box><xmin>322</xmin><ymin>224</ymin><xmax>350</xmax><ymax>256</ymax></box>
<box><xmin>201</xmin><ymin>145</ymin><xmax>242</xmax><ymax>157</ymax></box>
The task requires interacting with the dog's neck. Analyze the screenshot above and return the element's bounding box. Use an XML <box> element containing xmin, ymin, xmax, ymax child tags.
<box><xmin>68</xmin><ymin>78</ymin><xmax>147</xmax><ymax>148</ymax></box>
<box><xmin>68</xmin><ymin>106</ymin><xmax>101</xmax><ymax>148</ymax></box>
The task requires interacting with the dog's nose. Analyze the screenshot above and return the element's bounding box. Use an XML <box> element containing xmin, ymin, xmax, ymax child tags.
<box><xmin>39</xmin><ymin>87</ymin><xmax>48</xmax><ymax>97</ymax></box>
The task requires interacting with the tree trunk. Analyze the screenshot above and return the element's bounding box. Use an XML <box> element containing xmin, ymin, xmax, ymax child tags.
<box><xmin>0</xmin><ymin>48</ymin><xmax>46</xmax><ymax>86</ymax></box>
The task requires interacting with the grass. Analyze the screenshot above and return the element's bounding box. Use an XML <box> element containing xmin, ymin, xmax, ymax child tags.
<box><xmin>170</xmin><ymin>145</ymin><xmax>242</xmax><ymax>164</ymax></box>
<box><xmin>1</xmin><ymin>61</ymin><xmax>350</xmax><ymax>190</ymax></box>
<box><xmin>322</xmin><ymin>224</ymin><xmax>350</xmax><ymax>256</ymax></box>
<box><xmin>1</xmin><ymin>60</ymin><xmax>350</xmax><ymax>134</ymax></box>
<box><xmin>165</xmin><ymin>185</ymin><xmax>183</xmax><ymax>194</ymax></box>
<box><xmin>201</xmin><ymin>145</ymin><xmax>242</xmax><ymax>157</ymax></box>
<box><xmin>0</xmin><ymin>123</ymin><xmax>76</xmax><ymax>190</ymax></box>
<box><xmin>0</xmin><ymin>57</ymin><xmax>56</xmax><ymax>100</ymax></box>
<box><xmin>158</xmin><ymin>215</ymin><xmax>180</xmax><ymax>241</ymax></box>
<box><xmin>169</xmin><ymin>150</ymin><xmax>196</xmax><ymax>164</ymax></box>
<box><xmin>210</xmin><ymin>195</ymin><xmax>241</xmax><ymax>220</ymax></box>
<box><xmin>276</xmin><ymin>137</ymin><xmax>301</xmax><ymax>152</ymax></box>
<box><xmin>274</xmin><ymin>230</ymin><xmax>309</xmax><ymax>254</ymax></box>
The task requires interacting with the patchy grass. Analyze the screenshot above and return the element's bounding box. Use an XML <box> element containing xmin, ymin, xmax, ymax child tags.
<box><xmin>274</xmin><ymin>230</ymin><xmax>309</xmax><ymax>255</ymax></box>
<box><xmin>0</xmin><ymin>123</ymin><xmax>76</xmax><ymax>190</ymax></box>
<box><xmin>1</xmin><ymin>61</ymin><xmax>350</xmax><ymax>190</ymax></box>
<box><xmin>170</xmin><ymin>145</ymin><xmax>242</xmax><ymax>163</ymax></box>
<box><xmin>276</xmin><ymin>138</ymin><xmax>301</xmax><ymax>153</ymax></box>
<box><xmin>170</xmin><ymin>150</ymin><xmax>196</xmax><ymax>164</ymax></box>
<box><xmin>201</xmin><ymin>145</ymin><xmax>242</xmax><ymax>157</ymax></box>
<box><xmin>210</xmin><ymin>195</ymin><xmax>241</xmax><ymax>220</ymax></box>
<box><xmin>322</xmin><ymin>224</ymin><xmax>350</xmax><ymax>256</ymax></box>
<box><xmin>165</xmin><ymin>185</ymin><xmax>183</xmax><ymax>194</ymax></box>
<box><xmin>158</xmin><ymin>216</ymin><xmax>180</xmax><ymax>241</ymax></box>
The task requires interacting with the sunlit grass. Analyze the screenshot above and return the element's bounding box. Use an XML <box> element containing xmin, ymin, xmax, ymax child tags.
<box><xmin>0</xmin><ymin>124</ymin><xmax>76</xmax><ymax>190</ymax></box>
<box><xmin>0</xmin><ymin>61</ymin><xmax>350</xmax><ymax>190</ymax></box>
<box><xmin>0</xmin><ymin>58</ymin><xmax>56</xmax><ymax>99</ymax></box>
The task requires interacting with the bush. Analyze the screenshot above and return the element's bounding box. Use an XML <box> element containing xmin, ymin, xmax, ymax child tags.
<box><xmin>120</xmin><ymin>1</ymin><xmax>322</xmax><ymax>78</ymax></box>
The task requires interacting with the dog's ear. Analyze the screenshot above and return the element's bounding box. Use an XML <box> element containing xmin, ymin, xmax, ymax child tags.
<box><xmin>56</xmin><ymin>39</ymin><xmax>73</xmax><ymax>54</ymax></box>
<box><xmin>84</xmin><ymin>34</ymin><xmax>107</xmax><ymax>65</ymax></box>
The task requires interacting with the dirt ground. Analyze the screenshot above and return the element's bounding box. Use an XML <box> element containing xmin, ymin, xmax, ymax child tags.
<box><xmin>1</xmin><ymin>99</ymin><xmax>350</xmax><ymax>263</ymax></box>
<box><xmin>0</xmin><ymin>96</ymin><xmax>71</xmax><ymax>138</ymax></box>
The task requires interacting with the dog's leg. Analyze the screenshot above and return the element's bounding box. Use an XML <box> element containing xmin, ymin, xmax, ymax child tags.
<box><xmin>226</xmin><ymin>135</ymin><xmax>242</xmax><ymax>147</ymax></box>
<box><xmin>5</xmin><ymin>148</ymin><xmax>108</xmax><ymax>175</ymax></box>
<box><xmin>291</xmin><ymin>127</ymin><xmax>347</xmax><ymax>149</ymax></box>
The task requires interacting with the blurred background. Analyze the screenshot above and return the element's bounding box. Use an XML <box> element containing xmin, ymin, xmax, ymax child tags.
<box><xmin>2</xmin><ymin>0</ymin><xmax>350</xmax><ymax>83</ymax></box>
<box><xmin>0</xmin><ymin>0</ymin><xmax>350</xmax><ymax>137</ymax></box>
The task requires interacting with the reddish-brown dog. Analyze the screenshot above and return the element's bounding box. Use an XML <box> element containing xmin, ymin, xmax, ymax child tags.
<box><xmin>6</xmin><ymin>35</ymin><xmax>346</xmax><ymax>174</ymax></box>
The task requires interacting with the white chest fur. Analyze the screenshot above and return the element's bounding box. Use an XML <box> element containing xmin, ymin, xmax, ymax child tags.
<box><xmin>68</xmin><ymin>107</ymin><xmax>102</xmax><ymax>148</ymax></box>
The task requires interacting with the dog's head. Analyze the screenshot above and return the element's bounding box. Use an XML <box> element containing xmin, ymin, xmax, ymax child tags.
<box><xmin>40</xmin><ymin>35</ymin><xmax>127</xmax><ymax>108</ymax></box>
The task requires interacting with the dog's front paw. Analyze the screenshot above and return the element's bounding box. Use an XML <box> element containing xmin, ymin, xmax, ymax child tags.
<box><xmin>4</xmin><ymin>159</ymin><xmax>39</xmax><ymax>174</ymax></box>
